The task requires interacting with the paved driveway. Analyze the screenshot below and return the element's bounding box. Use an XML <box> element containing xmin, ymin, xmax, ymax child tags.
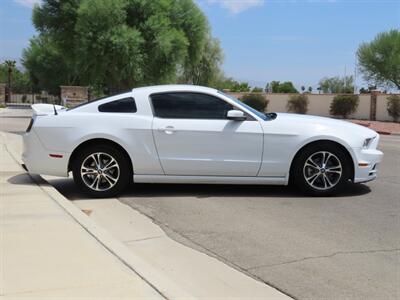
<box><xmin>2</xmin><ymin>109</ymin><xmax>399</xmax><ymax>299</ymax></box>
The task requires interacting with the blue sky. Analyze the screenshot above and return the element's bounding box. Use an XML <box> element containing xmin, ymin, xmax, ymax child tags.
<box><xmin>1</xmin><ymin>0</ymin><xmax>399</xmax><ymax>90</ymax></box>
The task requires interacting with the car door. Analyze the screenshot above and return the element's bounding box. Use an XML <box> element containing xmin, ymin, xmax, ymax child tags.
<box><xmin>151</xmin><ymin>92</ymin><xmax>264</xmax><ymax>176</ymax></box>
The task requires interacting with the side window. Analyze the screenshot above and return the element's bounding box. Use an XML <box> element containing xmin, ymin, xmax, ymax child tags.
<box><xmin>151</xmin><ymin>92</ymin><xmax>233</xmax><ymax>119</ymax></box>
<box><xmin>98</xmin><ymin>97</ymin><xmax>137</xmax><ymax>113</ymax></box>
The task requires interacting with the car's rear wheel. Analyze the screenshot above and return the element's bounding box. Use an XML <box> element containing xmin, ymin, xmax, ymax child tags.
<box><xmin>292</xmin><ymin>143</ymin><xmax>352</xmax><ymax>196</ymax></box>
<box><xmin>72</xmin><ymin>145</ymin><xmax>131</xmax><ymax>197</ymax></box>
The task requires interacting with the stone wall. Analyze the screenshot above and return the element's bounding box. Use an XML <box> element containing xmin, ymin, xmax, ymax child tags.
<box><xmin>229</xmin><ymin>92</ymin><xmax>398</xmax><ymax>122</ymax></box>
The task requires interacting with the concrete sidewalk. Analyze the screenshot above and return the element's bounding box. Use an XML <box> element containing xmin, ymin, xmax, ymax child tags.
<box><xmin>348</xmin><ymin>119</ymin><xmax>400</xmax><ymax>135</ymax></box>
<box><xmin>0</xmin><ymin>133</ymin><xmax>164</xmax><ymax>299</ymax></box>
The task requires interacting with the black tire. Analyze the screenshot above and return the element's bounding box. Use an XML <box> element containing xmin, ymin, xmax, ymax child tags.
<box><xmin>72</xmin><ymin>144</ymin><xmax>131</xmax><ymax>198</ymax></box>
<box><xmin>291</xmin><ymin>142</ymin><xmax>352</xmax><ymax>196</ymax></box>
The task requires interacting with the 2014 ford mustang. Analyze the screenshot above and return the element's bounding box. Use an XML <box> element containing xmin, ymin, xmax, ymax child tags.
<box><xmin>22</xmin><ymin>85</ymin><xmax>383</xmax><ymax>197</ymax></box>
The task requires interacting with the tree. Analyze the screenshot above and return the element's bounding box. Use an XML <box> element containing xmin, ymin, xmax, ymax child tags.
<box><xmin>359</xmin><ymin>87</ymin><xmax>369</xmax><ymax>94</ymax></box>
<box><xmin>210</xmin><ymin>77</ymin><xmax>251</xmax><ymax>92</ymax></box>
<box><xmin>270</xmin><ymin>81</ymin><xmax>280</xmax><ymax>93</ymax></box>
<box><xmin>184</xmin><ymin>36</ymin><xmax>223</xmax><ymax>86</ymax></box>
<box><xmin>4</xmin><ymin>60</ymin><xmax>16</xmax><ymax>102</ymax></box>
<box><xmin>23</xmin><ymin>0</ymin><xmax>222</xmax><ymax>93</ymax></box>
<box><xmin>23</xmin><ymin>35</ymin><xmax>75</xmax><ymax>94</ymax></box>
<box><xmin>251</xmin><ymin>87</ymin><xmax>263</xmax><ymax>93</ymax></box>
<box><xmin>264</xmin><ymin>83</ymin><xmax>270</xmax><ymax>93</ymax></box>
<box><xmin>319</xmin><ymin>76</ymin><xmax>354</xmax><ymax>94</ymax></box>
<box><xmin>269</xmin><ymin>81</ymin><xmax>298</xmax><ymax>93</ymax></box>
<box><xmin>357</xmin><ymin>29</ymin><xmax>400</xmax><ymax>90</ymax></box>
<box><xmin>240</xmin><ymin>93</ymin><xmax>268</xmax><ymax>112</ymax></box>
<box><xmin>330</xmin><ymin>94</ymin><xmax>359</xmax><ymax>118</ymax></box>
<box><xmin>308</xmin><ymin>86</ymin><xmax>312</xmax><ymax>93</ymax></box>
<box><xmin>0</xmin><ymin>63</ymin><xmax>31</xmax><ymax>94</ymax></box>
<box><xmin>231</xmin><ymin>81</ymin><xmax>250</xmax><ymax>92</ymax></box>
<box><xmin>301</xmin><ymin>86</ymin><xmax>305</xmax><ymax>93</ymax></box>
<box><xmin>286</xmin><ymin>94</ymin><xmax>309</xmax><ymax>114</ymax></box>
<box><xmin>212</xmin><ymin>77</ymin><xmax>236</xmax><ymax>91</ymax></box>
<box><xmin>278</xmin><ymin>81</ymin><xmax>298</xmax><ymax>93</ymax></box>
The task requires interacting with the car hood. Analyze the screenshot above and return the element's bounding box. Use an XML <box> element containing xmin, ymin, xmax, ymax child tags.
<box><xmin>273</xmin><ymin>113</ymin><xmax>378</xmax><ymax>139</ymax></box>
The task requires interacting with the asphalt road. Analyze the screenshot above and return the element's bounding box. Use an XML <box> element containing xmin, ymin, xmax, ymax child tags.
<box><xmin>118</xmin><ymin>135</ymin><xmax>400</xmax><ymax>300</ymax></box>
<box><xmin>2</xmin><ymin>108</ymin><xmax>399</xmax><ymax>299</ymax></box>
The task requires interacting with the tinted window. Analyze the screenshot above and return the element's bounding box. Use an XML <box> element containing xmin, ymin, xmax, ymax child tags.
<box><xmin>67</xmin><ymin>91</ymin><xmax>131</xmax><ymax>111</ymax></box>
<box><xmin>151</xmin><ymin>92</ymin><xmax>233</xmax><ymax>119</ymax></box>
<box><xmin>98</xmin><ymin>98</ymin><xmax>137</xmax><ymax>113</ymax></box>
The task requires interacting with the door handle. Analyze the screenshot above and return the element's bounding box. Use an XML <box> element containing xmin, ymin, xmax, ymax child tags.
<box><xmin>159</xmin><ymin>126</ymin><xmax>175</xmax><ymax>134</ymax></box>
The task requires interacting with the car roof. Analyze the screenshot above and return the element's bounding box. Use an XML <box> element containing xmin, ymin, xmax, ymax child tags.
<box><xmin>132</xmin><ymin>84</ymin><xmax>218</xmax><ymax>94</ymax></box>
<box><xmin>67</xmin><ymin>85</ymin><xmax>220</xmax><ymax>113</ymax></box>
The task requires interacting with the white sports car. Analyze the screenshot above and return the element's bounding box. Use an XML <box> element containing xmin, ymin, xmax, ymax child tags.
<box><xmin>22</xmin><ymin>85</ymin><xmax>383</xmax><ymax>197</ymax></box>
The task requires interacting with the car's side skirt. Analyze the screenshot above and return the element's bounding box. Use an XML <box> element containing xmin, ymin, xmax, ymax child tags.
<box><xmin>134</xmin><ymin>175</ymin><xmax>287</xmax><ymax>185</ymax></box>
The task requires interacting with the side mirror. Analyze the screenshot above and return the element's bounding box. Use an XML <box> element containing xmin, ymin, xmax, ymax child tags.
<box><xmin>227</xmin><ymin>110</ymin><xmax>246</xmax><ymax>121</ymax></box>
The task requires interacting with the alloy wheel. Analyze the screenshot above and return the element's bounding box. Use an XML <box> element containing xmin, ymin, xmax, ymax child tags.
<box><xmin>80</xmin><ymin>152</ymin><xmax>120</xmax><ymax>191</ymax></box>
<box><xmin>303</xmin><ymin>151</ymin><xmax>342</xmax><ymax>190</ymax></box>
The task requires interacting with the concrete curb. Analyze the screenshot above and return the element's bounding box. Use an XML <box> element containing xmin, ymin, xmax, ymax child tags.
<box><xmin>376</xmin><ymin>131</ymin><xmax>391</xmax><ymax>135</ymax></box>
<box><xmin>1</xmin><ymin>131</ymin><xmax>194</xmax><ymax>300</ymax></box>
<box><xmin>376</xmin><ymin>131</ymin><xmax>400</xmax><ymax>136</ymax></box>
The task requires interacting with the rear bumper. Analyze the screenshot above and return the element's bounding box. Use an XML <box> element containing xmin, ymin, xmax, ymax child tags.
<box><xmin>353</xmin><ymin>148</ymin><xmax>383</xmax><ymax>183</ymax></box>
<box><xmin>22</xmin><ymin>130</ymin><xmax>70</xmax><ymax>177</ymax></box>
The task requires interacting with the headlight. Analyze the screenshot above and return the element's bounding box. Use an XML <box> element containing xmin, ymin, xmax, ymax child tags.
<box><xmin>363</xmin><ymin>137</ymin><xmax>375</xmax><ymax>149</ymax></box>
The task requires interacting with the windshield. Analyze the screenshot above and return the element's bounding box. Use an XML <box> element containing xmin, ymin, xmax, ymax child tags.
<box><xmin>218</xmin><ymin>91</ymin><xmax>268</xmax><ymax>120</ymax></box>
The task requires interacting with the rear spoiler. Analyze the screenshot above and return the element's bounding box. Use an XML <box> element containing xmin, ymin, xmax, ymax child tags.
<box><xmin>31</xmin><ymin>104</ymin><xmax>66</xmax><ymax>116</ymax></box>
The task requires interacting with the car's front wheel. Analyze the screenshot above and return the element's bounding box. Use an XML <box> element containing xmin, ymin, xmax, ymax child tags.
<box><xmin>292</xmin><ymin>143</ymin><xmax>352</xmax><ymax>196</ymax></box>
<box><xmin>72</xmin><ymin>145</ymin><xmax>131</xmax><ymax>197</ymax></box>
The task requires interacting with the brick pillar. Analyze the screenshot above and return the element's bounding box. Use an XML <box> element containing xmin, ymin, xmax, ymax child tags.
<box><xmin>60</xmin><ymin>86</ymin><xmax>89</xmax><ymax>107</ymax></box>
<box><xmin>0</xmin><ymin>83</ymin><xmax>5</xmax><ymax>105</ymax></box>
<box><xmin>370</xmin><ymin>90</ymin><xmax>378</xmax><ymax>121</ymax></box>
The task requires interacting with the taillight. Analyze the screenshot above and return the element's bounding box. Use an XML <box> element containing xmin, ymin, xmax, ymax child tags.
<box><xmin>26</xmin><ymin>118</ymin><xmax>34</xmax><ymax>132</ymax></box>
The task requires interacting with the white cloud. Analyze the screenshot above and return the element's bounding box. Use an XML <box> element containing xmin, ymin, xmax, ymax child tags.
<box><xmin>206</xmin><ymin>0</ymin><xmax>264</xmax><ymax>15</ymax></box>
<box><xmin>14</xmin><ymin>0</ymin><xmax>41</xmax><ymax>8</ymax></box>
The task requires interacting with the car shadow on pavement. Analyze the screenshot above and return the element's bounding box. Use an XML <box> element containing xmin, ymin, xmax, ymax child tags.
<box><xmin>7</xmin><ymin>173</ymin><xmax>45</xmax><ymax>186</ymax></box>
<box><xmin>43</xmin><ymin>177</ymin><xmax>371</xmax><ymax>201</ymax></box>
<box><xmin>123</xmin><ymin>182</ymin><xmax>371</xmax><ymax>199</ymax></box>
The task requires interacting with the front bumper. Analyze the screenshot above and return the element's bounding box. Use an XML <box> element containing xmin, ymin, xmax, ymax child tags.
<box><xmin>22</xmin><ymin>130</ymin><xmax>70</xmax><ymax>177</ymax></box>
<box><xmin>353</xmin><ymin>148</ymin><xmax>383</xmax><ymax>183</ymax></box>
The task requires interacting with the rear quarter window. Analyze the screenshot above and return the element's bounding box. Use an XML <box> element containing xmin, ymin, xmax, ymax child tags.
<box><xmin>98</xmin><ymin>97</ymin><xmax>137</xmax><ymax>113</ymax></box>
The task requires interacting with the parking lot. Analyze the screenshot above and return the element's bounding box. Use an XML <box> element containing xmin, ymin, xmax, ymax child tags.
<box><xmin>1</xmin><ymin>109</ymin><xmax>399</xmax><ymax>299</ymax></box>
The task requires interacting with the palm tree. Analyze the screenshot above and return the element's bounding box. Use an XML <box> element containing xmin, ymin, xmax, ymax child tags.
<box><xmin>4</xmin><ymin>60</ymin><xmax>16</xmax><ymax>103</ymax></box>
<box><xmin>308</xmin><ymin>86</ymin><xmax>312</xmax><ymax>93</ymax></box>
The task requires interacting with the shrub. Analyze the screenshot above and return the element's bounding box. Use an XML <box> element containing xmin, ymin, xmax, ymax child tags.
<box><xmin>286</xmin><ymin>94</ymin><xmax>309</xmax><ymax>114</ymax></box>
<box><xmin>387</xmin><ymin>94</ymin><xmax>400</xmax><ymax>122</ymax></box>
<box><xmin>329</xmin><ymin>94</ymin><xmax>359</xmax><ymax>118</ymax></box>
<box><xmin>240</xmin><ymin>93</ymin><xmax>269</xmax><ymax>112</ymax></box>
